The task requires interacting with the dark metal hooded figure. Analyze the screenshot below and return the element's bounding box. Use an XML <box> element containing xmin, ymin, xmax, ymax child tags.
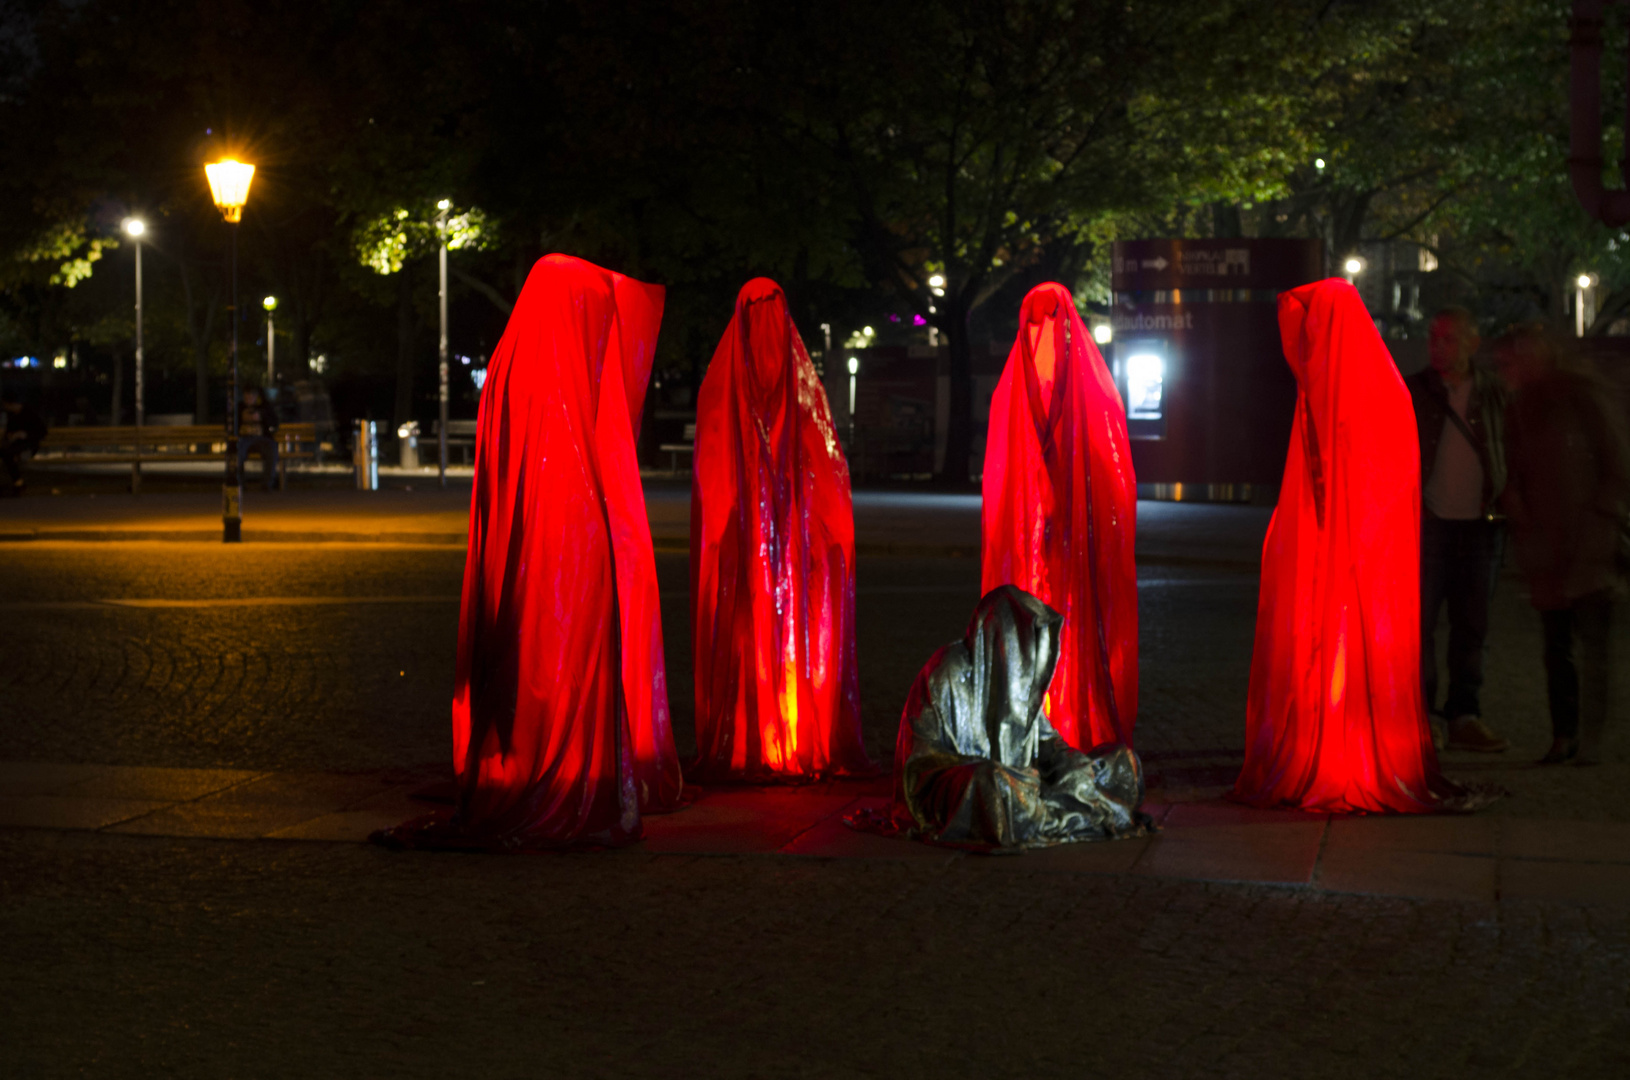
<box><xmin>890</xmin><ymin>585</ymin><xmax>1152</xmax><ymax>850</ymax></box>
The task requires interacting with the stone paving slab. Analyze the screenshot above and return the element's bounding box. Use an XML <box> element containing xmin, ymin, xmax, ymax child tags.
<box><xmin>4</xmin><ymin>760</ymin><xmax>1630</xmax><ymax>906</ymax></box>
<box><xmin>1500</xmin><ymin>858</ymin><xmax>1630</xmax><ymax>905</ymax></box>
<box><xmin>1501</xmin><ymin>817</ymin><xmax>1630</xmax><ymax>863</ymax></box>
<box><xmin>777</xmin><ymin>796</ymin><xmax>955</xmax><ymax>860</ymax></box>
<box><xmin>1134</xmin><ymin>826</ymin><xmax>1327</xmax><ymax>885</ymax></box>
<box><xmin>1316</xmin><ymin>847</ymin><xmax>1499</xmax><ymax>903</ymax></box>
<box><xmin>644</xmin><ymin>790</ymin><xmax>858</xmax><ymax>854</ymax></box>
<box><xmin>1327</xmin><ymin>813</ymin><xmax>1499</xmax><ymax>856</ymax></box>
<box><xmin>0</xmin><ymin>794</ymin><xmax>171</xmax><ymax>830</ymax></box>
<box><xmin>57</xmin><ymin>764</ymin><xmax>261</xmax><ymax>802</ymax></box>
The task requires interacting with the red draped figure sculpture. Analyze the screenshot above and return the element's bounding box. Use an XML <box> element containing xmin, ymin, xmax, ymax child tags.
<box><xmin>439</xmin><ymin>254</ymin><xmax>683</xmax><ymax>848</ymax></box>
<box><xmin>1233</xmin><ymin>279</ymin><xmax>1491</xmax><ymax>814</ymax></box>
<box><xmin>982</xmin><ymin>282</ymin><xmax>1139</xmax><ymax>751</ymax></box>
<box><xmin>689</xmin><ymin>278</ymin><xmax>873</xmax><ymax>781</ymax></box>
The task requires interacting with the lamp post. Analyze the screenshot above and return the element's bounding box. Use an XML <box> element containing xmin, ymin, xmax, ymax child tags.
<box><xmin>122</xmin><ymin>217</ymin><xmax>146</xmax><ymax>494</ymax></box>
<box><xmin>1343</xmin><ymin>256</ymin><xmax>1364</xmax><ymax>286</ymax></box>
<box><xmin>205</xmin><ymin>158</ymin><xmax>255</xmax><ymax>543</ymax></box>
<box><xmin>436</xmin><ymin>199</ymin><xmax>450</xmax><ymax>488</ymax></box>
<box><xmin>846</xmin><ymin>354</ymin><xmax>859</xmax><ymax>449</ymax></box>
<box><xmin>1575</xmin><ymin>273</ymin><xmax>1597</xmax><ymax>337</ymax></box>
<box><xmin>263</xmin><ymin>295</ymin><xmax>277</xmax><ymax>387</ymax></box>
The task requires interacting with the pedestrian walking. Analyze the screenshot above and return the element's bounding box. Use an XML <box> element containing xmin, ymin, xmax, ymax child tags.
<box><xmin>1406</xmin><ymin>307</ymin><xmax>1510</xmax><ymax>753</ymax></box>
<box><xmin>1496</xmin><ymin>325</ymin><xmax>1630</xmax><ymax>765</ymax></box>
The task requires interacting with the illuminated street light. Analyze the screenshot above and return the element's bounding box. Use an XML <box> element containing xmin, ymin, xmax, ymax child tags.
<box><xmin>1092</xmin><ymin>323</ymin><xmax>1113</xmax><ymax>346</ymax></box>
<box><xmin>846</xmin><ymin>356</ymin><xmax>859</xmax><ymax>454</ymax></box>
<box><xmin>204</xmin><ymin>159</ymin><xmax>255</xmax><ymax>223</ymax></box>
<box><xmin>205</xmin><ymin>157</ymin><xmax>256</xmax><ymax>542</ymax></box>
<box><xmin>1576</xmin><ymin>272</ymin><xmax>1598</xmax><ymax>336</ymax></box>
<box><xmin>1343</xmin><ymin>257</ymin><xmax>1363</xmax><ymax>275</ymax></box>
<box><xmin>263</xmin><ymin>296</ymin><xmax>278</xmax><ymax>388</ymax></box>
<box><xmin>122</xmin><ymin>218</ymin><xmax>147</xmax><ymax>492</ymax></box>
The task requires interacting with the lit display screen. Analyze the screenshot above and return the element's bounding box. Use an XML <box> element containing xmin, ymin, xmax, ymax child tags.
<box><xmin>1124</xmin><ymin>352</ymin><xmax>1165</xmax><ymax>420</ymax></box>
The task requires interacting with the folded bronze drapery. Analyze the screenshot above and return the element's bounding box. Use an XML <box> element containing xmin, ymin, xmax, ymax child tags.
<box><xmin>886</xmin><ymin>585</ymin><xmax>1153</xmax><ymax>851</ymax></box>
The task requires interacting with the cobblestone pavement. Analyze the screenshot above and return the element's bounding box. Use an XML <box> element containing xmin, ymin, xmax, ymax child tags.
<box><xmin>2</xmin><ymin>502</ymin><xmax>1628</xmax><ymax>1076</ymax></box>
<box><xmin>3</xmin><ymin>829</ymin><xmax>1627</xmax><ymax>1079</ymax></box>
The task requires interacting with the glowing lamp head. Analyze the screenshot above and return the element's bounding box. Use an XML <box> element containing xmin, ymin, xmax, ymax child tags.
<box><xmin>437</xmin><ymin>198</ymin><xmax>451</xmax><ymax>210</ymax></box>
<box><xmin>1578</xmin><ymin>273</ymin><xmax>1594</xmax><ymax>289</ymax></box>
<box><xmin>846</xmin><ymin>356</ymin><xmax>859</xmax><ymax>376</ymax></box>
<box><xmin>928</xmin><ymin>274</ymin><xmax>945</xmax><ymax>289</ymax></box>
<box><xmin>262</xmin><ymin>295</ymin><xmax>278</xmax><ymax>312</ymax></box>
<box><xmin>1315</xmin><ymin>157</ymin><xmax>1326</xmax><ymax>170</ymax></box>
<box><xmin>1092</xmin><ymin>323</ymin><xmax>1113</xmax><ymax>345</ymax></box>
<box><xmin>204</xmin><ymin>159</ymin><xmax>255</xmax><ymax>223</ymax></box>
<box><xmin>122</xmin><ymin>218</ymin><xmax>145</xmax><ymax>238</ymax></box>
<box><xmin>1343</xmin><ymin>257</ymin><xmax>1363</xmax><ymax>275</ymax></box>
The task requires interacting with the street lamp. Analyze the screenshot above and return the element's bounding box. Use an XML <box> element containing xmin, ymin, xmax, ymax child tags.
<box><xmin>1092</xmin><ymin>323</ymin><xmax>1113</xmax><ymax>346</ymax></box>
<box><xmin>1343</xmin><ymin>255</ymin><xmax>1364</xmax><ymax>287</ymax></box>
<box><xmin>205</xmin><ymin>157</ymin><xmax>255</xmax><ymax>543</ymax></box>
<box><xmin>1575</xmin><ymin>272</ymin><xmax>1598</xmax><ymax>337</ymax></box>
<box><xmin>263</xmin><ymin>295</ymin><xmax>277</xmax><ymax>388</ymax></box>
<box><xmin>437</xmin><ymin>198</ymin><xmax>450</xmax><ymax>488</ymax></box>
<box><xmin>846</xmin><ymin>355</ymin><xmax>859</xmax><ymax>455</ymax></box>
<box><xmin>122</xmin><ymin>217</ymin><xmax>146</xmax><ymax>494</ymax></box>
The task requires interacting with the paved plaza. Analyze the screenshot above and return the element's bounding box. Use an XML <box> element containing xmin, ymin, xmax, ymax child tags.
<box><xmin>2</xmin><ymin>481</ymin><xmax>1628</xmax><ymax>1077</ymax></box>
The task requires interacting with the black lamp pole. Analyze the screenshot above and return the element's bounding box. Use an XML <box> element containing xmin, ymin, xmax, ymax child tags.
<box><xmin>223</xmin><ymin>220</ymin><xmax>242</xmax><ymax>543</ymax></box>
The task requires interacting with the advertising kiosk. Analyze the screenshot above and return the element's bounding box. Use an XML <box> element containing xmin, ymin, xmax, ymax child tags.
<box><xmin>1110</xmin><ymin>238</ymin><xmax>1324</xmax><ymax>499</ymax></box>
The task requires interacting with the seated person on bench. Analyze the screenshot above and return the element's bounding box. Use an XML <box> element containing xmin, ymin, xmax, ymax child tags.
<box><xmin>235</xmin><ymin>386</ymin><xmax>281</xmax><ymax>490</ymax></box>
<box><xmin>2</xmin><ymin>390</ymin><xmax>47</xmax><ymax>497</ymax></box>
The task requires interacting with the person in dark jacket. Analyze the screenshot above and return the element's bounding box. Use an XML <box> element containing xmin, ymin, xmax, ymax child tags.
<box><xmin>234</xmin><ymin>386</ymin><xmax>280</xmax><ymax>491</ymax></box>
<box><xmin>1406</xmin><ymin>307</ymin><xmax>1509</xmax><ymax>753</ymax></box>
<box><xmin>1496</xmin><ymin>325</ymin><xmax>1630</xmax><ymax>765</ymax></box>
<box><xmin>1</xmin><ymin>389</ymin><xmax>48</xmax><ymax>496</ymax></box>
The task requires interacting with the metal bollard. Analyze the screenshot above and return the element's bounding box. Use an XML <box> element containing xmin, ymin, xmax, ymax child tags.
<box><xmin>397</xmin><ymin>420</ymin><xmax>420</xmax><ymax>470</ymax></box>
<box><xmin>354</xmin><ymin>419</ymin><xmax>379</xmax><ymax>491</ymax></box>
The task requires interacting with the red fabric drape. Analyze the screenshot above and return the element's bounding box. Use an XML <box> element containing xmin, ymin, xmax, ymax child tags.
<box><xmin>1233</xmin><ymin>279</ymin><xmax>1466</xmax><ymax>813</ymax></box>
<box><xmin>689</xmin><ymin>278</ymin><xmax>873</xmax><ymax>780</ymax></box>
<box><xmin>449</xmin><ymin>254</ymin><xmax>683</xmax><ymax>847</ymax></box>
<box><xmin>981</xmin><ymin>282</ymin><xmax>1139</xmax><ymax>751</ymax></box>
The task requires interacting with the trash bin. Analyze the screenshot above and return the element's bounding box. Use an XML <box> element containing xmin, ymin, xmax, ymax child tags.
<box><xmin>354</xmin><ymin>419</ymin><xmax>379</xmax><ymax>491</ymax></box>
<box><xmin>397</xmin><ymin>420</ymin><xmax>420</xmax><ymax>470</ymax></box>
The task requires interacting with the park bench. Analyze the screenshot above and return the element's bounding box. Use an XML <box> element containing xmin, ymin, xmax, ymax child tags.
<box><xmin>432</xmin><ymin>419</ymin><xmax>479</xmax><ymax>465</ymax></box>
<box><xmin>658</xmin><ymin>422</ymin><xmax>697</xmax><ymax>475</ymax></box>
<box><xmin>34</xmin><ymin>423</ymin><xmax>319</xmax><ymax>492</ymax></box>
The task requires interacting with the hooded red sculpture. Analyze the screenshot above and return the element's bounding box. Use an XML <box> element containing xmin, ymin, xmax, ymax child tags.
<box><xmin>982</xmin><ymin>282</ymin><xmax>1139</xmax><ymax>751</ymax></box>
<box><xmin>689</xmin><ymin>278</ymin><xmax>873</xmax><ymax>781</ymax></box>
<box><xmin>443</xmin><ymin>254</ymin><xmax>683</xmax><ymax>847</ymax></box>
<box><xmin>1233</xmin><ymin>279</ymin><xmax>1486</xmax><ymax>813</ymax></box>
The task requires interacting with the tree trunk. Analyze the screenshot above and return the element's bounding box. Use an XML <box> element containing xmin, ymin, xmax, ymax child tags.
<box><xmin>393</xmin><ymin>270</ymin><xmax>416</xmax><ymax>428</ymax></box>
<box><xmin>110</xmin><ymin>348</ymin><xmax>123</xmax><ymax>426</ymax></box>
<box><xmin>179</xmin><ymin>261</ymin><xmax>220</xmax><ymax>423</ymax></box>
<box><xmin>938</xmin><ymin>296</ymin><xmax>975</xmax><ymax>487</ymax></box>
<box><xmin>293</xmin><ymin>314</ymin><xmax>313</xmax><ymax>377</ymax></box>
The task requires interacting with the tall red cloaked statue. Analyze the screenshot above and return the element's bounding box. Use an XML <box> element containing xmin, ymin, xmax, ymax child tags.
<box><xmin>445</xmin><ymin>254</ymin><xmax>683</xmax><ymax>848</ymax></box>
<box><xmin>982</xmin><ymin>282</ymin><xmax>1139</xmax><ymax>751</ymax></box>
<box><xmin>1233</xmin><ymin>279</ymin><xmax>1486</xmax><ymax>813</ymax></box>
<box><xmin>689</xmin><ymin>278</ymin><xmax>873</xmax><ymax>781</ymax></box>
